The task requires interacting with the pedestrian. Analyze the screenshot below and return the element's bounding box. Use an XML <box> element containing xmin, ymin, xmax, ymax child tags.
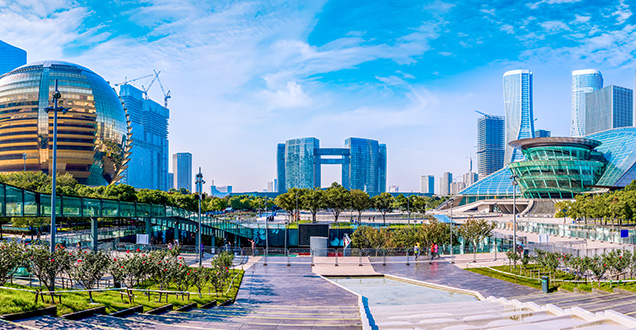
<box><xmin>434</xmin><ymin>243</ymin><xmax>439</xmax><ymax>259</ymax></box>
<box><xmin>430</xmin><ymin>242</ymin><xmax>436</xmax><ymax>259</ymax></box>
<box><xmin>414</xmin><ymin>243</ymin><xmax>420</xmax><ymax>260</ymax></box>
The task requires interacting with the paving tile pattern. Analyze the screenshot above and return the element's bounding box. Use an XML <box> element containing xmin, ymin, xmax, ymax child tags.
<box><xmin>370</xmin><ymin>257</ymin><xmax>540</xmax><ymax>298</ymax></box>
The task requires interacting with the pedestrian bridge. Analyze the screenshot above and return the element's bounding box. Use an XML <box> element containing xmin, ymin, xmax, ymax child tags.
<box><xmin>0</xmin><ymin>182</ymin><xmax>253</xmax><ymax>245</ymax></box>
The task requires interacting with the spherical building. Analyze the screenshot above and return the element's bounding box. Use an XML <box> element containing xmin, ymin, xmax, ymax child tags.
<box><xmin>0</xmin><ymin>61</ymin><xmax>131</xmax><ymax>185</ymax></box>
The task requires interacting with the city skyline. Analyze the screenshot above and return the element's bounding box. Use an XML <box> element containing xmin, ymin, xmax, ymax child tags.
<box><xmin>2</xmin><ymin>1</ymin><xmax>635</xmax><ymax>192</ymax></box>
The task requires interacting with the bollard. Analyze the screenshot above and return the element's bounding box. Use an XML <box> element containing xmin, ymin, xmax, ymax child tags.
<box><xmin>359</xmin><ymin>252</ymin><xmax>363</xmax><ymax>267</ymax></box>
<box><xmin>406</xmin><ymin>249</ymin><xmax>410</xmax><ymax>266</ymax></box>
<box><xmin>263</xmin><ymin>248</ymin><xmax>268</xmax><ymax>266</ymax></box>
<box><xmin>383</xmin><ymin>250</ymin><xmax>386</xmax><ymax>266</ymax></box>
<box><xmin>493</xmin><ymin>241</ymin><xmax>497</xmax><ymax>261</ymax></box>
<box><xmin>335</xmin><ymin>251</ymin><xmax>339</xmax><ymax>267</ymax></box>
<box><xmin>287</xmin><ymin>249</ymin><xmax>290</xmax><ymax>267</ymax></box>
<box><xmin>311</xmin><ymin>249</ymin><xmax>315</xmax><ymax>267</ymax></box>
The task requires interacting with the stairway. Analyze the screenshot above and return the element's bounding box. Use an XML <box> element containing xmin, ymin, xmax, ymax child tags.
<box><xmin>15</xmin><ymin>303</ymin><xmax>363</xmax><ymax>330</ymax></box>
<box><xmin>367</xmin><ymin>296</ymin><xmax>636</xmax><ymax>329</ymax></box>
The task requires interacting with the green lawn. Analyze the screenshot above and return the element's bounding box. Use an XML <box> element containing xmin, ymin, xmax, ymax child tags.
<box><xmin>466</xmin><ymin>264</ymin><xmax>636</xmax><ymax>294</ymax></box>
<box><xmin>0</xmin><ymin>269</ymin><xmax>243</xmax><ymax>317</ymax></box>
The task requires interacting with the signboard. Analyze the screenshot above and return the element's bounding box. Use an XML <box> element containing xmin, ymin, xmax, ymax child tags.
<box><xmin>298</xmin><ymin>223</ymin><xmax>329</xmax><ymax>246</ymax></box>
<box><xmin>621</xmin><ymin>229</ymin><xmax>629</xmax><ymax>238</ymax></box>
<box><xmin>538</xmin><ymin>234</ymin><xmax>549</xmax><ymax>243</ymax></box>
<box><xmin>136</xmin><ymin>234</ymin><xmax>149</xmax><ymax>245</ymax></box>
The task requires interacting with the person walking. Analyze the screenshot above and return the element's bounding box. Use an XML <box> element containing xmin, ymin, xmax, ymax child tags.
<box><xmin>434</xmin><ymin>243</ymin><xmax>439</xmax><ymax>259</ymax></box>
<box><xmin>430</xmin><ymin>242</ymin><xmax>436</xmax><ymax>260</ymax></box>
<box><xmin>414</xmin><ymin>243</ymin><xmax>420</xmax><ymax>260</ymax></box>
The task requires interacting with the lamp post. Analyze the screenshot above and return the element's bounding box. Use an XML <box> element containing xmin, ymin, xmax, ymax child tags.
<box><xmin>407</xmin><ymin>195</ymin><xmax>410</xmax><ymax>226</ymax></box>
<box><xmin>22</xmin><ymin>153</ymin><xmax>26</xmax><ymax>172</ymax></box>
<box><xmin>295</xmin><ymin>190</ymin><xmax>299</xmax><ymax>222</ymax></box>
<box><xmin>511</xmin><ymin>174</ymin><xmax>519</xmax><ymax>260</ymax></box>
<box><xmin>449</xmin><ymin>197</ymin><xmax>455</xmax><ymax>263</ymax></box>
<box><xmin>45</xmin><ymin>79</ymin><xmax>69</xmax><ymax>256</ymax></box>
<box><xmin>195</xmin><ymin>167</ymin><xmax>205</xmax><ymax>268</ymax></box>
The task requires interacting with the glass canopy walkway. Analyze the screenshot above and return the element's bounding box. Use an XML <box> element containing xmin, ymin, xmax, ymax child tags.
<box><xmin>0</xmin><ymin>182</ymin><xmax>253</xmax><ymax>241</ymax></box>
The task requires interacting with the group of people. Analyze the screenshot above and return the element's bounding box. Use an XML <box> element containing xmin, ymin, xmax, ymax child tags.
<box><xmin>413</xmin><ymin>242</ymin><xmax>441</xmax><ymax>260</ymax></box>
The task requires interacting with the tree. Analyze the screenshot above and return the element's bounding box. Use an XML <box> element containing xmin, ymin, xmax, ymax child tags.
<box><xmin>324</xmin><ymin>182</ymin><xmax>350</xmax><ymax>222</ymax></box>
<box><xmin>0</xmin><ymin>241</ymin><xmax>25</xmax><ymax>285</ymax></box>
<box><xmin>371</xmin><ymin>193</ymin><xmax>394</xmax><ymax>225</ymax></box>
<box><xmin>274</xmin><ymin>188</ymin><xmax>303</xmax><ymax>221</ymax></box>
<box><xmin>102</xmin><ymin>184</ymin><xmax>137</xmax><ymax>202</ymax></box>
<box><xmin>351</xmin><ymin>226</ymin><xmax>392</xmax><ymax>249</ymax></box>
<box><xmin>301</xmin><ymin>188</ymin><xmax>325</xmax><ymax>222</ymax></box>
<box><xmin>350</xmin><ymin>189</ymin><xmax>370</xmax><ymax>221</ymax></box>
<box><xmin>26</xmin><ymin>245</ymin><xmax>73</xmax><ymax>303</ymax></box>
<box><xmin>458</xmin><ymin>218</ymin><xmax>496</xmax><ymax>262</ymax></box>
<box><xmin>68</xmin><ymin>250</ymin><xmax>110</xmax><ymax>302</ymax></box>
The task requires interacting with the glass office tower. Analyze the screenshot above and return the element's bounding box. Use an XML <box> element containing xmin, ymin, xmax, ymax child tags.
<box><xmin>439</xmin><ymin>172</ymin><xmax>452</xmax><ymax>196</ymax></box>
<box><xmin>0</xmin><ymin>40</ymin><xmax>26</xmax><ymax>76</ymax></box>
<box><xmin>343</xmin><ymin>138</ymin><xmax>386</xmax><ymax>193</ymax></box>
<box><xmin>277</xmin><ymin>137</ymin><xmax>386</xmax><ymax>193</ymax></box>
<box><xmin>119</xmin><ymin>84</ymin><xmax>169</xmax><ymax>190</ymax></box>
<box><xmin>503</xmin><ymin>69</ymin><xmax>534</xmax><ymax>164</ymax></box>
<box><xmin>421</xmin><ymin>175</ymin><xmax>434</xmax><ymax>194</ymax></box>
<box><xmin>173</xmin><ymin>152</ymin><xmax>192</xmax><ymax>192</ymax></box>
<box><xmin>477</xmin><ymin>113</ymin><xmax>504</xmax><ymax>178</ymax></box>
<box><xmin>0</xmin><ymin>61</ymin><xmax>129</xmax><ymax>185</ymax></box>
<box><xmin>585</xmin><ymin>85</ymin><xmax>633</xmax><ymax>135</ymax></box>
<box><xmin>284</xmin><ymin>137</ymin><xmax>321</xmax><ymax>190</ymax></box>
<box><xmin>571</xmin><ymin>69</ymin><xmax>603</xmax><ymax>137</ymax></box>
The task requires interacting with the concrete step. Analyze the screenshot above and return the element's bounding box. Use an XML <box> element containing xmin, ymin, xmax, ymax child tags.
<box><xmin>17</xmin><ymin>316</ymin><xmax>106</xmax><ymax>330</ymax></box>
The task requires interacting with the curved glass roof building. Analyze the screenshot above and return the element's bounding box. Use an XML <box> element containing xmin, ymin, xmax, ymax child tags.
<box><xmin>459</xmin><ymin>127</ymin><xmax>636</xmax><ymax>202</ymax></box>
<box><xmin>0</xmin><ymin>61</ymin><xmax>130</xmax><ymax>185</ymax></box>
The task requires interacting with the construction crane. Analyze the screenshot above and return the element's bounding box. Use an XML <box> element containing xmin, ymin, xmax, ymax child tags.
<box><xmin>475</xmin><ymin>110</ymin><xmax>487</xmax><ymax>116</ymax></box>
<box><xmin>153</xmin><ymin>69</ymin><xmax>171</xmax><ymax>109</ymax></box>
<box><xmin>114</xmin><ymin>74</ymin><xmax>154</xmax><ymax>87</ymax></box>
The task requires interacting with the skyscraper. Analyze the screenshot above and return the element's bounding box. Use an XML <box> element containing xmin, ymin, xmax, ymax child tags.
<box><xmin>173</xmin><ymin>153</ymin><xmax>192</xmax><ymax>192</ymax></box>
<box><xmin>439</xmin><ymin>172</ymin><xmax>452</xmax><ymax>196</ymax></box>
<box><xmin>344</xmin><ymin>137</ymin><xmax>386</xmax><ymax>193</ymax></box>
<box><xmin>277</xmin><ymin>137</ymin><xmax>386</xmax><ymax>193</ymax></box>
<box><xmin>167</xmin><ymin>173</ymin><xmax>174</xmax><ymax>190</ymax></box>
<box><xmin>283</xmin><ymin>137</ymin><xmax>321</xmax><ymax>190</ymax></box>
<box><xmin>119</xmin><ymin>84</ymin><xmax>170</xmax><ymax>190</ymax></box>
<box><xmin>571</xmin><ymin>69</ymin><xmax>603</xmax><ymax>137</ymax></box>
<box><xmin>535</xmin><ymin>129</ymin><xmax>551</xmax><ymax>138</ymax></box>
<box><xmin>0</xmin><ymin>40</ymin><xmax>26</xmax><ymax>75</ymax></box>
<box><xmin>585</xmin><ymin>85</ymin><xmax>633</xmax><ymax>135</ymax></box>
<box><xmin>503</xmin><ymin>69</ymin><xmax>534</xmax><ymax>164</ymax></box>
<box><xmin>476</xmin><ymin>113</ymin><xmax>504</xmax><ymax>178</ymax></box>
<box><xmin>420</xmin><ymin>175</ymin><xmax>434</xmax><ymax>194</ymax></box>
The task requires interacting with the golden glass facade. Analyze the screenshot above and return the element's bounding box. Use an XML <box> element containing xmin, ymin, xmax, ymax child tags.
<box><xmin>0</xmin><ymin>61</ymin><xmax>130</xmax><ymax>185</ymax></box>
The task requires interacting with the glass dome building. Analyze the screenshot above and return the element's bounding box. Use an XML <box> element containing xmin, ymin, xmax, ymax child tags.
<box><xmin>0</xmin><ymin>61</ymin><xmax>131</xmax><ymax>185</ymax></box>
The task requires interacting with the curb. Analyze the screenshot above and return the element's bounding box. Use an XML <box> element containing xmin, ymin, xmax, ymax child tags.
<box><xmin>109</xmin><ymin>305</ymin><xmax>143</xmax><ymax>317</ymax></box>
<box><xmin>62</xmin><ymin>306</ymin><xmax>106</xmax><ymax>320</ymax></box>
<box><xmin>1</xmin><ymin>306</ymin><xmax>57</xmax><ymax>321</ymax></box>
<box><xmin>200</xmin><ymin>300</ymin><xmax>217</xmax><ymax>309</ymax></box>
<box><xmin>175</xmin><ymin>303</ymin><xmax>197</xmax><ymax>312</ymax></box>
<box><xmin>146</xmin><ymin>304</ymin><xmax>173</xmax><ymax>315</ymax></box>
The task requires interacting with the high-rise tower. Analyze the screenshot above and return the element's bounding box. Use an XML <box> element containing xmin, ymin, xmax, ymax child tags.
<box><xmin>585</xmin><ymin>85</ymin><xmax>633</xmax><ymax>135</ymax></box>
<box><xmin>503</xmin><ymin>69</ymin><xmax>534</xmax><ymax>163</ymax></box>
<box><xmin>476</xmin><ymin>113</ymin><xmax>504</xmax><ymax>178</ymax></box>
<box><xmin>571</xmin><ymin>69</ymin><xmax>603</xmax><ymax>137</ymax></box>
<box><xmin>0</xmin><ymin>40</ymin><xmax>26</xmax><ymax>75</ymax></box>
<box><xmin>173</xmin><ymin>152</ymin><xmax>192</xmax><ymax>192</ymax></box>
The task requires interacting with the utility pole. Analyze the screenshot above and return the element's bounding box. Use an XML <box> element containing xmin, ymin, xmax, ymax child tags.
<box><xmin>195</xmin><ymin>167</ymin><xmax>205</xmax><ymax>267</ymax></box>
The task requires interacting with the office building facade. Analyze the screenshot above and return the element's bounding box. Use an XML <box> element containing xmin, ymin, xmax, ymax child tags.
<box><xmin>439</xmin><ymin>172</ymin><xmax>452</xmax><ymax>196</ymax></box>
<box><xmin>167</xmin><ymin>173</ymin><xmax>174</xmax><ymax>190</ymax></box>
<box><xmin>277</xmin><ymin>137</ymin><xmax>386</xmax><ymax>193</ymax></box>
<box><xmin>477</xmin><ymin>113</ymin><xmax>504</xmax><ymax>178</ymax></box>
<box><xmin>119</xmin><ymin>84</ymin><xmax>170</xmax><ymax>190</ymax></box>
<box><xmin>585</xmin><ymin>85</ymin><xmax>633</xmax><ymax>136</ymax></box>
<box><xmin>503</xmin><ymin>69</ymin><xmax>534</xmax><ymax>164</ymax></box>
<box><xmin>420</xmin><ymin>175</ymin><xmax>434</xmax><ymax>194</ymax></box>
<box><xmin>0</xmin><ymin>61</ymin><xmax>130</xmax><ymax>185</ymax></box>
<box><xmin>535</xmin><ymin>129</ymin><xmax>551</xmax><ymax>138</ymax></box>
<box><xmin>173</xmin><ymin>152</ymin><xmax>192</xmax><ymax>192</ymax></box>
<box><xmin>571</xmin><ymin>69</ymin><xmax>603</xmax><ymax>137</ymax></box>
<box><xmin>0</xmin><ymin>40</ymin><xmax>26</xmax><ymax>75</ymax></box>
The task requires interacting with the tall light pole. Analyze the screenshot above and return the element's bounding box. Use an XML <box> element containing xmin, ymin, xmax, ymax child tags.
<box><xmin>295</xmin><ymin>190</ymin><xmax>299</xmax><ymax>222</ymax></box>
<box><xmin>407</xmin><ymin>195</ymin><xmax>410</xmax><ymax>226</ymax></box>
<box><xmin>511</xmin><ymin>174</ymin><xmax>518</xmax><ymax>260</ymax></box>
<box><xmin>449</xmin><ymin>197</ymin><xmax>455</xmax><ymax>262</ymax></box>
<box><xmin>45</xmin><ymin>79</ymin><xmax>69</xmax><ymax>255</ymax></box>
<box><xmin>22</xmin><ymin>153</ymin><xmax>26</xmax><ymax>172</ymax></box>
<box><xmin>195</xmin><ymin>167</ymin><xmax>205</xmax><ymax>267</ymax></box>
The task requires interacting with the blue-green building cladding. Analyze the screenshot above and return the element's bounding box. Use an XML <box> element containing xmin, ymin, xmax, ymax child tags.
<box><xmin>277</xmin><ymin>137</ymin><xmax>386</xmax><ymax>193</ymax></box>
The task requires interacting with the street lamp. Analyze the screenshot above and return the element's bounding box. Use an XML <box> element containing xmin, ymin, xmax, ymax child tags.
<box><xmin>195</xmin><ymin>167</ymin><xmax>205</xmax><ymax>267</ymax></box>
<box><xmin>407</xmin><ymin>195</ymin><xmax>410</xmax><ymax>226</ymax></box>
<box><xmin>449</xmin><ymin>197</ymin><xmax>455</xmax><ymax>263</ymax></box>
<box><xmin>45</xmin><ymin>79</ymin><xmax>69</xmax><ymax>256</ymax></box>
<box><xmin>22</xmin><ymin>153</ymin><xmax>26</xmax><ymax>172</ymax></box>
<box><xmin>295</xmin><ymin>190</ymin><xmax>299</xmax><ymax>222</ymax></box>
<box><xmin>510</xmin><ymin>174</ymin><xmax>519</xmax><ymax>259</ymax></box>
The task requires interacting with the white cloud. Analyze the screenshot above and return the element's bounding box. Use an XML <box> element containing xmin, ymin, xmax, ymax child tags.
<box><xmin>613</xmin><ymin>0</ymin><xmax>632</xmax><ymax>24</ymax></box>
<box><xmin>573</xmin><ymin>14</ymin><xmax>591</xmax><ymax>24</ymax></box>
<box><xmin>539</xmin><ymin>20</ymin><xmax>570</xmax><ymax>33</ymax></box>
<box><xmin>375</xmin><ymin>75</ymin><xmax>407</xmax><ymax>86</ymax></box>
<box><xmin>481</xmin><ymin>8</ymin><xmax>495</xmax><ymax>15</ymax></box>
<box><xmin>500</xmin><ymin>24</ymin><xmax>515</xmax><ymax>34</ymax></box>
<box><xmin>528</xmin><ymin>0</ymin><xmax>581</xmax><ymax>9</ymax></box>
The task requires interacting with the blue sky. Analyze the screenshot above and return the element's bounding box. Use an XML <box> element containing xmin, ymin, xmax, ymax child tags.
<box><xmin>1</xmin><ymin>0</ymin><xmax>635</xmax><ymax>192</ymax></box>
